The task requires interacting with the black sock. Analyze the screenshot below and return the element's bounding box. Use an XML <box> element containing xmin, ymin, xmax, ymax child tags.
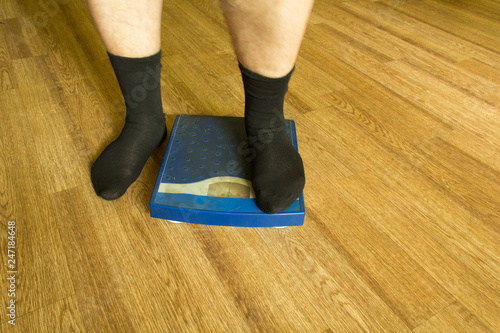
<box><xmin>239</xmin><ymin>64</ymin><xmax>305</xmax><ymax>214</ymax></box>
<box><xmin>91</xmin><ymin>51</ymin><xmax>167</xmax><ymax>200</ymax></box>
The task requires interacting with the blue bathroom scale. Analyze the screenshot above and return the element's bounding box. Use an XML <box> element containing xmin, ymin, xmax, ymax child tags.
<box><xmin>149</xmin><ymin>115</ymin><xmax>305</xmax><ymax>227</ymax></box>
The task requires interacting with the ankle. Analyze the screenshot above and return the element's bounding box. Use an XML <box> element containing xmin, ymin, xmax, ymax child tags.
<box><xmin>240</xmin><ymin>63</ymin><xmax>294</xmax><ymax>135</ymax></box>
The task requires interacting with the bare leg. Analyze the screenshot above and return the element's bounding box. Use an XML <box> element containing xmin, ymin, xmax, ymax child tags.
<box><xmin>220</xmin><ymin>0</ymin><xmax>314</xmax><ymax>78</ymax></box>
<box><xmin>86</xmin><ymin>0</ymin><xmax>163</xmax><ymax>57</ymax></box>
<box><xmin>220</xmin><ymin>0</ymin><xmax>313</xmax><ymax>213</ymax></box>
<box><xmin>86</xmin><ymin>0</ymin><xmax>166</xmax><ymax>200</ymax></box>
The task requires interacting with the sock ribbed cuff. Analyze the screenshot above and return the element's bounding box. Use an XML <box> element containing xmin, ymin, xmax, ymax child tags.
<box><xmin>238</xmin><ymin>63</ymin><xmax>295</xmax><ymax>81</ymax></box>
<box><xmin>239</xmin><ymin>63</ymin><xmax>295</xmax><ymax>132</ymax></box>
<box><xmin>238</xmin><ymin>63</ymin><xmax>295</xmax><ymax>99</ymax></box>
<box><xmin>107</xmin><ymin>50</ymin><xmax>162</xmax><ymax>72</ymax></box>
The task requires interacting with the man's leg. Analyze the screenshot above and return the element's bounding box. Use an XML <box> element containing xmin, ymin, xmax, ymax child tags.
<box><xmin>86</xmin><ymin>0</ymin><xmax>162</xmax><ymax>57</ymax></box>
<box><xmin>220</xmin><ymin>0</ymin><xmax>314</xmax><ymax>213</ymax></box>
<box><xmin>86</xmin><ymin>0</ymin><xmax>166</xmax><ymax>200</ymax></box>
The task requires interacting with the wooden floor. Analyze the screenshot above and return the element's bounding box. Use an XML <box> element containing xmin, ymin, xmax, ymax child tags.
<box><xmin>1</xmin><ymin>0</ymin><xmax>499</xmax><ymax>331</ymax></box>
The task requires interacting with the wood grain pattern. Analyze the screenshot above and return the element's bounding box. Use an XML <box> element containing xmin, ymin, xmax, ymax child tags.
<box><xmin>0</xmin><ymin>0</ymin><xmax>499</xmax><ymax>331</ymax></box>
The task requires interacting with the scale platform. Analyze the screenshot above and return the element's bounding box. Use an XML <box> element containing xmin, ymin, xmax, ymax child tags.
<box><xmin>150</xmin><ymin>115</ymin><xmax>305</xmax><ymax>227</ymax></box>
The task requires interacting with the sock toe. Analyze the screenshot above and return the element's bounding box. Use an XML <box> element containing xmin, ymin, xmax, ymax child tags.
<box><xmin>95</xmin><ymin>187</ymin><xmax>126</xmax><ymax>201</ymax></box>
<box><xmin>254</xmin><ymin>173</ymin><xmax>305</xmax><ymax>214</ymax></box>
<box><xmin>255</xmin><ymin>192</ymin><xmax>294</xmax><ymax>214</ymax></box>
<box><xmin>90</xmin><ymin>166</ymin><xmax>125</xmax><ymax>200</ymax></box>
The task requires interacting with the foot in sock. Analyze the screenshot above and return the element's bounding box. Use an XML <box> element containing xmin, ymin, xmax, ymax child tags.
<box><xmin>239</xmin><ymin>64</ymin><xmax>305</xmax><ymax>214</ymax></box>
<box><xmin>91</xmin><ymin>51</ymin><xmax>166</xmax><ymax>200</ymax></box>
